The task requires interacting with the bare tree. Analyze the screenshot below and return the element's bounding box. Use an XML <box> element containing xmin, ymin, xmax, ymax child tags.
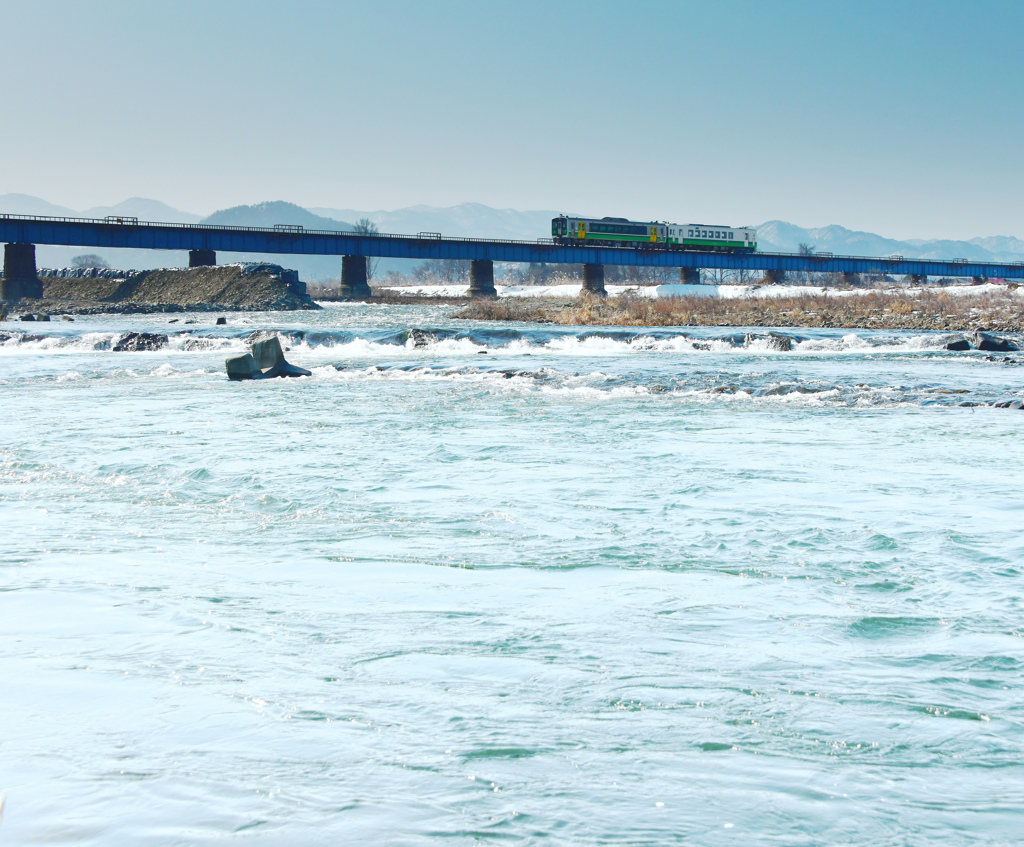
<box><xmin>353</xmin><ymin>218</ymin><xmax>381</xmax><ymax>282</ymax></box>
<box><xmin>797</xmin><ymin>243</ymin><xmax>816</xmax><ymax>285</ymax></box>
<box><xmin>72</xmin><ymin>254</ymin><xmax>109</xmax><ymax>269</ymax></box>
<box><xmin>412</xmin><ymin>258</ymin><xmax>471</xmax><ymax>283</ymax></box>
<box><xmin>613</xmin><ymin>265</ymin><xmax>677</xmax><ymax>284</ymax></box>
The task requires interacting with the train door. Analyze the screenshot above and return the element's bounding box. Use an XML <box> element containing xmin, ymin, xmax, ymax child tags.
<box><xmin>578</xmin><ymin>221</ymin><xmax>586</xmax><ymax>239</ymax></box>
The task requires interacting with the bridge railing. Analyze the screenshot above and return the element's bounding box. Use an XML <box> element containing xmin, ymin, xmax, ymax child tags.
<box><xmin>0</xmin><ymin>212</ymin><xmax>551</xmax><ymax>247</ymax></box>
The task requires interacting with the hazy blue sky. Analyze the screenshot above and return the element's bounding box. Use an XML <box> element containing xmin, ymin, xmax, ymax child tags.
<box><xmin>2</xmin><ymin>0</ymin><xmax>1022</xmax><ymax>238</ymax></box>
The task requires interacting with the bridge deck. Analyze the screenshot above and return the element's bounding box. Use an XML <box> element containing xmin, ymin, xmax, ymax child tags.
<box><xmin>3</xmin><ymin>213</ymin><xmax>1023</xmax><ymax>279</ymax></box>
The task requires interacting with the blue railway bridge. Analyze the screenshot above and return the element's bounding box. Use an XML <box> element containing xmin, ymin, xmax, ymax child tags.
<box><xmin>3</xmin><ymin>213</ymin><xmax>1023</xmax><ymax>300</ymax></box>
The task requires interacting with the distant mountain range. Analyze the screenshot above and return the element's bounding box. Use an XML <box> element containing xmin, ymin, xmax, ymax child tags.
<box><xmin>0</xmin><ymin>193</ymin><xmax>202</xmax><ymax>224</ymax></box>
<box><xmin>3</xmin><ymin>193</ymin><xmax>1023</xmax><ymax>278</ymax></box>
<box><xmin>754</xmin><ymin>221</ymin><xmax>1024</xmax><ymax>264</ymax></box>
<box><xmin>308</xmin><ymin>202</ymin><xmax>557</xmax><ymax>242</ymax></box>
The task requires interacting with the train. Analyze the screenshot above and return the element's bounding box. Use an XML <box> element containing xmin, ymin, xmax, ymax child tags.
<box><xmin>551</xmin><ymin>215</ymin><xmax>757</xmax><ymax>252</ymax></box>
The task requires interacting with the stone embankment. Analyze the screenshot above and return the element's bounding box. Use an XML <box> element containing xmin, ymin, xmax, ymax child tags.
<box><xmin>1</xmin><ymin>264</ymin><xmax>318</xmax><ymax>314</ymax></box>
<box><xmin>456</xmin><ymin>288</ymin><xmax>1024</xmax><ymax>333</ymax></box>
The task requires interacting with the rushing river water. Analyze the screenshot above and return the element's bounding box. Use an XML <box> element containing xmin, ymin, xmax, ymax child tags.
<box><xmin>2</xmin><ymin>303</ymin><xmax>1023</xmax><ymax>845</ymax></box>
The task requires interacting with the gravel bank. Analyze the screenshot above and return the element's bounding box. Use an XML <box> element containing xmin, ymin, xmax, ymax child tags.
<box><xmin>1</xmin><ymin>265</ymin><xmax>319</xmax><ymax>314</ymax></box>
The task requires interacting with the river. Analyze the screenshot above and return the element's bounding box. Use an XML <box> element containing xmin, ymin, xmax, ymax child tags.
<box><xmin>2</xmin><ymin>303</ymin><xmax>1022</xmax><ymax>844</ymax></box>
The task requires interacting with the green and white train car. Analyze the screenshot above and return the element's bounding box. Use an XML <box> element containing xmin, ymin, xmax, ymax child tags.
<box><xmin>551</xmin><ymin>215</ymin><xmax>757</xmax><ymax>252</ymax></box>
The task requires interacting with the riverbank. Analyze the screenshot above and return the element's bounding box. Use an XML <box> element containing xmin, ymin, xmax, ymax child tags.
<box><xmin>455</xmin><ymin>287</ymin><xmax>1024</xmax><ymax>332</ymax></box>
<box><xmin>0</xmin><ymin>264</ymin><xmax>318</xmax><ymax>315</ymax></box>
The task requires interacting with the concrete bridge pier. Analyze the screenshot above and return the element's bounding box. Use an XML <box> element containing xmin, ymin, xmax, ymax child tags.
<box><xmin>680</xmin><ymin>267</ymin><xmax>701</xmax><ymax>285</ymax></box>
<box><xmin>189</xmin><ymin>249</ymin><xmax>216</xmax><ymax>267</ymax></box>
<box><xmin>339</xmin><ymin>255</ymin><xmax>372</xmax><ymax>299</ymax></box>
<box><xmin>583</xmin><ymin>263</ymin><xmax>606</xmax><ymax>295</ymax></box>
<box><xmin>468</xmin><ymin>260</ymin><xmax>497</xmax><ymax>297</ymax></box>
<box><xmin>2</xmin><ymin>243</ymin><xmax>43</xmax><ymax>300</ymax></box>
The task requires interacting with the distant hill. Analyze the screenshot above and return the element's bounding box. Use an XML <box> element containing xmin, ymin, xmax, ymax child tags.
<box><xmin>0</xmin><ymin>193</ymin><xmax>200</xmax><ymax>223</ymax></box>
<box><xmin>0</xmin><ymin>193</ymin><xmax>78</xmax><ymax>217</ymax></box>
<box><xmin>202</xmin><ymin>201</ymin><xmax>352</xmax><ymax>231</ymax></box>
<box><xmin>84</xmin><ymin>197</ymin><xmax>201</xmax><ymax>224</ymax></box>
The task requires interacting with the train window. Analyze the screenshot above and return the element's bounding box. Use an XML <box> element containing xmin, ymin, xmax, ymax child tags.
<box><xmin>688</xmin><ymin>230</ymin><xmax>693</xmax><ymax>237</ymax></box>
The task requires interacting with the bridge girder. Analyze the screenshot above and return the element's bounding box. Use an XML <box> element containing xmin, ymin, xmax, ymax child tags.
<box><xmin>2</xmin><ymin>216</ymin><xmax>1023</xmax><ymax>281</ymax></box>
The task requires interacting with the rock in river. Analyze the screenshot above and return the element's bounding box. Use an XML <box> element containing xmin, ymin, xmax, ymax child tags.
<box><xmin>744</xmin><ymin>332</ymin><xmax>793</xmax><ymax>351</ymax></box>
<box><xmin>937</xmin><ymin>334</ymin><xmax>971</xmax><ymax>351</ymax></box>
<box><xmin>112</xmin><ymin>332</ymin><xmax>168</xmax><ymax>352</ymax></box>
<box><xmin>970</xmin><ymin>331</ymin><xmax>1018</xmax><ymax>352</ymax></box>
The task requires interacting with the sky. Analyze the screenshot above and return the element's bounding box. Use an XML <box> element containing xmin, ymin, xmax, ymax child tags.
<box><xmin>2</xmin><ymin>0</ymin><xmax>1022</xmax><ymax>239</ymax></box>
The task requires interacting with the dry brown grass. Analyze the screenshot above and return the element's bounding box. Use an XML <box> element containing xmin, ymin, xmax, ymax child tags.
<box><xmin>455</xmin><ymin>288</ymin><xmax>1024</xmax><ymax>331</ymax></box>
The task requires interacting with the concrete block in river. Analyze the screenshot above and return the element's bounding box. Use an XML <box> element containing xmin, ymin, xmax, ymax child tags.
<box><xmin>226</xmin><ymin>353</ymin><xmax>262</xmax><ymax>380</ymax></box>
<box><xmin>251</xmin><ymin>336</ymin><xmax>285</xmax><ymax>369</ymax></box>
<box><xmin>263</xmin><ymin>360</ymin><xmax>312</xmax><ymax>378</ymax></box>
<box><xmin>226</xmin><ymin>334</ymin><xmax>311</xmax><ymax>381</ymax></box>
